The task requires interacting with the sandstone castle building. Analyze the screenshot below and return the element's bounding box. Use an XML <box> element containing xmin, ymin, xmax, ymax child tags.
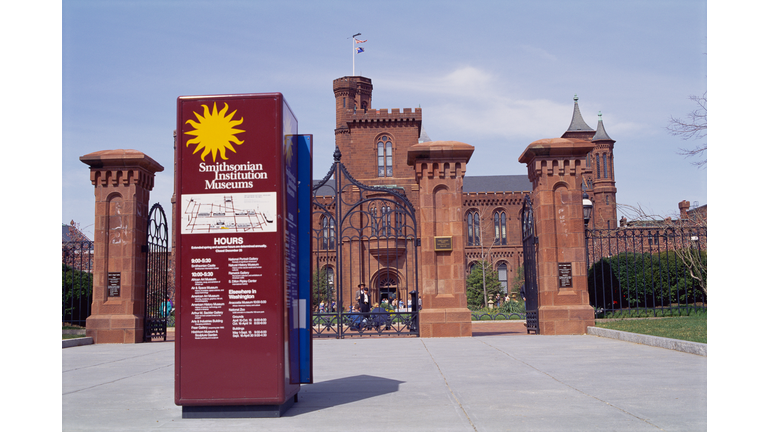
<box><xmin>312</xmin><ymin>75</ymin><xmax>618</xmax><ymax>308</ymax></box>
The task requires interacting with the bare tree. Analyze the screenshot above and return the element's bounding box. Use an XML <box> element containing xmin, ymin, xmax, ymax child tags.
<box><xmin>667</xmin><ymin>92</ymin><xmax>707</xmax><ymax>168</ymax></box>
<box><xmin>617</xmin><ymin>203</ymin><xmax>707</xmax><ymax>296</ymax></box>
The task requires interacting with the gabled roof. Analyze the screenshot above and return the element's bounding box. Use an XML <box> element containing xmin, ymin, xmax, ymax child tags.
<box><xmin>62</xmin><ymin>224</ymin><xmax>91</xmax><ymax>243</ymax></box>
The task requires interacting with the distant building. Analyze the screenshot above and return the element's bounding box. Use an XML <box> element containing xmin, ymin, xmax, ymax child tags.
<box><xmin>62</xmin><ymin>222</ymin><xmax>94</xmax><ymax>273</ymax></box>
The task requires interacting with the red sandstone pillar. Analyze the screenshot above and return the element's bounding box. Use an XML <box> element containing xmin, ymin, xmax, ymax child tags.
<box><xmin>407</xmin><ymin>141</ymin><xmax>474</xmax><ymax>337</ymax></box>
<box><xmin>80</xmin><ymin>150</ymin><xmax>164</xmax><ymax>343</ymax></box>
<box><xmin>519</xmin><ymin>139</ymin><xmax>596</xmax><ymax>335</ymax></box>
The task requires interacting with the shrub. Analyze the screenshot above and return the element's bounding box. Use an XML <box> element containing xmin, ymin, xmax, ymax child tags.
<box><xmin>588</xmin><ymin>250</ymin><xmax>706</xmax><ymax>310</ymax></box>
<box><xmin>62</xmin><ymin>263</ymin><xmax>92</xmax><ymax>324</ymax></box>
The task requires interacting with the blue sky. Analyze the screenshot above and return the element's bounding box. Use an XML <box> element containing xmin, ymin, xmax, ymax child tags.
<box><xmin>57</xmin><ymin>0</ymin><xmax>708</xmax><ymax>239</ymax></box>
<box><xmin>6</xmin><ymin>1</ymin><xmax>768</xmax><ymax>425</ymax></box>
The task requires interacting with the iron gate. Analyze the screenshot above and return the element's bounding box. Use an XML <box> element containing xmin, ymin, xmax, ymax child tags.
<box><xmin>62</xmin><ymin>225</ymin><xmax>94</xmax><ymax>328</ymax></box>
<box><xmin>521</xmin><ymin>194</ymin><xmax>539</xmax><ymax>334</ymax></box>
<box><xmin>311</xmin><ymin>147</ymin><xmax>420</xmax><ymax>338</ymax></box>
<box><xmin>144</xmin><ymin>203</ymin><xmax>170</xmax><ymax>342</ymax></box>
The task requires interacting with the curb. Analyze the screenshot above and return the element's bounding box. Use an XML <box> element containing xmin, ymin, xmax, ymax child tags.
<box><xmin>587</xmin><ymin>326</ymin><xmax>706</xmax><ymax>356</ymax></box>
<box><xmin>63</xmin><ymin>337</ymin><xmax>94</xmax><ymax>349</ymax></box>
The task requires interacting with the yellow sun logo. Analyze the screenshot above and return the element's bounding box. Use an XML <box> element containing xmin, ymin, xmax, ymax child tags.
<box><xmin>185</xmin><ymin>102</ymin><xmax>245</xmax><ymax>162</ymax></box>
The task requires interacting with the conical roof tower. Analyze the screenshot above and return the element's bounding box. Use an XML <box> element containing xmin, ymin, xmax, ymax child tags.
<box><xmin>561</xmin><ymin>95</ymin><xmax>595</xmax><ymax>140</ymax></box>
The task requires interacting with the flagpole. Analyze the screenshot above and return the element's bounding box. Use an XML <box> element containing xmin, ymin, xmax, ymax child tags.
<box><xmin>351</xmin><ymin>33</ymin><xmax>360</xmax><ymax>76</ymax></box>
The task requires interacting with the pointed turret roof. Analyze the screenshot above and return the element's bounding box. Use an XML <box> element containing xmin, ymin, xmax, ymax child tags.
<box><xmin>566</xmin><ymin>95</ymin><xmax>594</xmax><ymax>132</ymax></box>
<box><xmin>418</xmin><ymin>128</ymin><xmax>432</xmax><ymax>143</ymax></box>
<box><xmin>592</xmin><ymin>112</ymin><xmax>614</xmax><ymax>141</ymax></box>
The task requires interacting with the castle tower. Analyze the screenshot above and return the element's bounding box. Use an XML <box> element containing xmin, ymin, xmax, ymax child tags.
<box><xmin>590</xmin><ymin>113</ymin><xmax>617</xmax><ymax>229</ymax></box>
<box><xmin>333</xmin><ymin>76</ymin><xmax>373</xmax><ymax>130</ymax></box>
<box><xmin>332</xmin><ymin>75</ymin><xmax>421</xmax><ymax>183</ymax></box>
<box><xmin>561</xmin><ymin>96</ymin><xmax>618</xmax><ymax>229</ymax></box>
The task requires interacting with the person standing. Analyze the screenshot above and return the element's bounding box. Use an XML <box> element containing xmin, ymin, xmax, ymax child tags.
<box><xmin>160</xmin><ymin>296</ymin><xmax>173</xmax><ymax>318</ymax></box>
<box><xmin>356</xmin><ymin>283</ymin><xmax>371</xmax><ymax>314</ymax></box>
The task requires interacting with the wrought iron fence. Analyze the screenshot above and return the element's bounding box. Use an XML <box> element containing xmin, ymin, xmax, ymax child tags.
<box><xmin>471</xmin><ymin>312</ymin><xmax>526</xmax><ymax>321</ymax></box>
<box><xmin>312</xmin><ymin>308</ymin><xmax>419</xmax><ymax>338</ymax></box>
<box><xmin>310</xmin><ymin>148</ymin><xmax>420</xmax><ymax>338</ymax></box>
<box><xmin>586</xmin><ymin>225</ymin><xmax>707</xmax><ymax>318</ymax></box>
<box><xmin>62</xmin><ymin>239</ymin><xmax>94</xmax><ymax>327</ymax></box>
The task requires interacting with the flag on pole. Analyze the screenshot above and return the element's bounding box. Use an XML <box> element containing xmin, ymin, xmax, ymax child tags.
<box><xmin>354</xmin><ymin>38</ymin><xmax>367</xmax><ymax>44</ymax></box>
<box><xmin>356</xmin><ymin>47</ymin><xmax>364</xmax><ymax>53</ymax></box>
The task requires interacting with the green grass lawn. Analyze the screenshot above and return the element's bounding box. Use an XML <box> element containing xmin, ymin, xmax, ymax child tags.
<box><xmin>63</xmin><ymin>334</ymin><xmax>85</xmax><ymax>340</ymax></box>
<box><xmin>596</xmin><ymin>314</ymin><xmax>706</xmax><ymax>343</ymax></box>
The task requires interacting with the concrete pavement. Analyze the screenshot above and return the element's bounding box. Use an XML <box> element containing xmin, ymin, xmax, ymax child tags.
<box><xmin>62</xmin><ymin>334</ymin><xmax>706</xmax><ymax>431</ymax></box>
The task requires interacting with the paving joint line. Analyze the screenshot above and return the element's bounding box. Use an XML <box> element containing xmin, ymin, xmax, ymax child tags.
<box><xmin>420</xmin><ymin>339</ymin><xmax>478</xmax><ymax>432</ymax></box>
<box><xmin>478</xmin><ymin>339</ymin><xmax>664</xmax><ymax>431</ymax></box>
<box><xmin>63</xmin><ymin>363</ymin><xmax>173</xmax><ymax>396</ymax></box>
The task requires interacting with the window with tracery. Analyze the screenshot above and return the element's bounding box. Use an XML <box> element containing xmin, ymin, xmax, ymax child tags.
<box><xmin>494</xmin><ymin>211</ymin><xmax>507</xmax><ymax>245</ymax></box>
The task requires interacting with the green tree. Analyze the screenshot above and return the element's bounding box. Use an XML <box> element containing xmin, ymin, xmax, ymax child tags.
<box><xmin>466</xmin><ymin>261</ymin><xmax>502</xmax><ymax>310</ymax></box>
<box><xmin>312</xmin><ymin>268</ymin><xmax>334</xmax><ymax>312</ymax></box>
<box><xmin>62</xmin><ymin>263</ymin><xmax>93</xmax><ymax>323</ymax></box>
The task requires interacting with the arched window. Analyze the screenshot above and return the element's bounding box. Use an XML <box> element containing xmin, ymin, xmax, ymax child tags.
<box><xmin>377</xmin><ymin>135</ymin><xmax>393</xmax><ymax>177</ymax></box>
<box><xmin>382</xmin><ymin>205</ymin><xmax>392</xmax><ymax>236</ymax></box>
<box><xmin>497</xmin><ymin>262</ymin><xmax>508</xmax><ymax>294</ymax></box>
<box><xmin>494</xmin><ymin>210</ymin><xmax>507</xmax><ymax>245</ymax></box>
<box><xmin>596</xmin><ymin>153</ymin><xmax>601</xmax><ymax>179</ymax></box>
<box><xmin>609</xmin><ymin>154</ymin><xmax>613</xmax><ymax>179</ymax></box>
<box><xmin>474</xmin><ymin>212</ymin><xmax>480</xmax><ymax>246</ymax></box>
<box><xmin>321</xmin><ymin>216</ymin><xmax>335</xmax><ymax>249</ymax></box>
<box><xmin>603</xmin><ymin>153</ymin><xmax>608</xmax><ymax>179</ymax></box>
<box><xmin>325</xmin><ymin>266</ymin><xmax>334</xmax><ymax>291</ymax></box>
<box><xmin>467</xmin><ymin>210</ymin><xmax>480</xmax><ymax>246</ymax></box>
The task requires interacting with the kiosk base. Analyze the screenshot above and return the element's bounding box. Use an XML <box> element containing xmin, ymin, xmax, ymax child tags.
<box><xmin>182</xmin><ymin>396</ymin><xmax>296</xmax><ymax>418</ymax></box>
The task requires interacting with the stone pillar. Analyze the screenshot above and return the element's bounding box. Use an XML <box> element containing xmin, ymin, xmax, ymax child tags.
<box><xmin>80</xmin><ymin>150</ymin><xmax>164</xmax><ymax>343</ymax></box>
<box><xmin>407</xmin><ymin>141</ymin><xmax>474</xmax><ymax>337</ymax></box>
<box><xmin>518</xmin><ymin>138</ymin><xmax>596</xmax><ymax>335</ymax></box>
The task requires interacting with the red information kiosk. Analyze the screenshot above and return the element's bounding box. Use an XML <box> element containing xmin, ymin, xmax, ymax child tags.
<box><xmin>174</xmin><ymin>93</ymin><xmax>312</xmax><ymax>418</ymax></box>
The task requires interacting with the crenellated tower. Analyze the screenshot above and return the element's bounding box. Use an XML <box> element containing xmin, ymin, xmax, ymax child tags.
<box><xmin>333</xmin><ymin>76</ymin><xmax>373</xmax><ymax>131</ymax></box>
<box><xmin>332</xmin><ymin>75</ymin><xmax>422</xmax><ymax>183</ymax></box>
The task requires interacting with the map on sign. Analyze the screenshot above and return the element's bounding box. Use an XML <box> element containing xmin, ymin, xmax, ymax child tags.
<box><xmin>181</xmin><ymin>192</ymin><xmax>277</xmax><ymax>234</ymax></box>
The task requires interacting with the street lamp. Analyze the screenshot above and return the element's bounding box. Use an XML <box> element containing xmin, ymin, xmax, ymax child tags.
<box><xmin>582</xmin><ymin>192</ymin><xmax>593</xmax><ymax>227</ymax></box>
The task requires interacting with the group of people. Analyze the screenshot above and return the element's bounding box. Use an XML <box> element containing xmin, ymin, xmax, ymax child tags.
<box><xmin>348</xmin><ymin>283</ymin><xmax>421</xmax><ymax>331</ymax></box>
<box><xmin>493</xmin><ymin>293</ymin><xmax>512</xmax><ymax>307</ymax></box>
<box><xmin>317</xmin><ymin>300</ymin><xmax>336</xmax><ymax>313</ymax></box>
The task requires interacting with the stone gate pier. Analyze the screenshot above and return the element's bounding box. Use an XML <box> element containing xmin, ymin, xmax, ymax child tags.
<box><xmin>519</xmin><ymin>139</ymin><xmax>595</xmax><ymax>335</ymax></box>
<box><xmin>80</xmin><ymin>149</ymin><xmax>164</xmax><ymax>343</ymax></box>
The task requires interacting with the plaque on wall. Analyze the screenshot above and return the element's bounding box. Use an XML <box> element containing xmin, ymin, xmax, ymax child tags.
<box><xmin>434</xmin><ymin>236</ymin><xmax>453</xmax><ymax>251</ymax></box>
<box><xmin>557</xmin><ymin>263</ymin><xmax>573</xmax><ymax>288</ymax></box>
<box><xmin>108</xmin><ymin>272</ymin><xmax>121</xmax><ymax>297</ymax></box>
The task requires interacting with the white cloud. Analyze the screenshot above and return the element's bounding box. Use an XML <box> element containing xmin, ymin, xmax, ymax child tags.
<box><xmin>381</xmin><ymin>66</ymin><xmax>573</xmax><ymax>140</ymax></box>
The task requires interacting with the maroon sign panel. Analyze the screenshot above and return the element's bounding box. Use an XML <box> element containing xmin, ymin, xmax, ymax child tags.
<box><xmin>174</xmin><ymin>93</ymin><xmax>299</xmax><ymax>407</ymax></box>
